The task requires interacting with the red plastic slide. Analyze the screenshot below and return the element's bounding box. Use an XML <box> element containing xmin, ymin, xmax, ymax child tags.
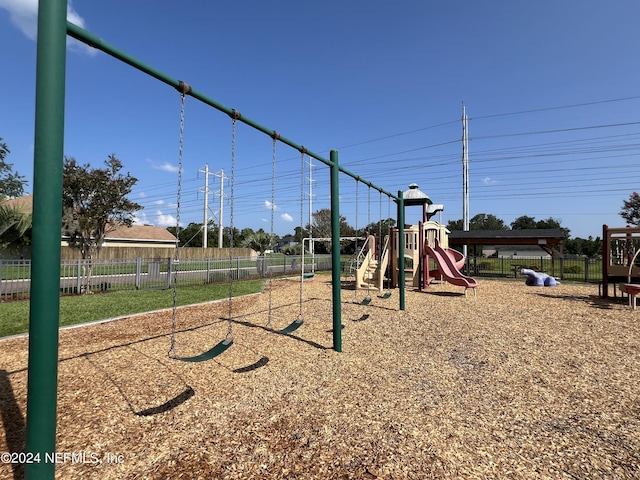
<box><xmin>424</xmin><ymin>239</ymin><xmax>478</xmax><ymax>292</ymax></box>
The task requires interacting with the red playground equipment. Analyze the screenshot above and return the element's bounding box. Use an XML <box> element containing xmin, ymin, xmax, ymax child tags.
<box><xmin>601</xmin><ymin>224</ymin><xmax>640</xmax><ymax>307</ymax></box>
<box><xmin>388</xmin><ymin>184</ymin><xmax>478</xmax><ymax>296</ymax></box>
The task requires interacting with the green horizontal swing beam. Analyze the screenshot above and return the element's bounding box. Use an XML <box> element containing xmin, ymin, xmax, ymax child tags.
<box><xmin>66</xmin><ymin>22</ymin><xmax>397</xmax><ymax>199</ymax></box>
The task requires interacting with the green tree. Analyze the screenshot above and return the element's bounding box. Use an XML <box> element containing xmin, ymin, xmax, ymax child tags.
<box><xmin>305</xmin><ymin>208</ymin><xmax>355</xmax><ymax>254</ymax></box>
<box><xmin>0</xmin><ymin>202</ymin><xmax>32</xmax><ymax>248</ymax></box>
<box><xmin>307</xmin><ymin>208</ymin><xmax>354</xmax><ymax>239</ymax></box>
<box><xmin>242</xmin><ymin>230</ymin><xmax>274</xmax><ymax>254</ymax></box>
<box><xmin>167</xmin><ymin>222</ymin><xmax>205</xmax><ymax>248</ymax></box>
<box><xmin>511</xmin><ymin>215</ymin><xmax>537</xmax><ymax>230</ymax></box>
<box><xmin>534</xmin><ymin>217</ymin><xmax>570</xmax><ymax>238</ymax></box>
<box><xmin>565</xmin><ymin>236</ymin><xmax>602</xmax><ymax>257</ymax></box>
<box><xmin>448</xmin><ymin>214</ymin><xmax>508</xmax><ymax>231</ymax></box>
<box><xmin>447</xmin><ymin>218</ymin><xmax>463</xmax><ymax>231</ymax></box>
<box><xmin>620</xmin><ymin>192</ymin><xmax>640</xmax><ymax>226</ymax></box>
<box><xmin>361</xmin><ymin>217</ymin><xmax>396</xmax><ymax>239</ymax></box>
<box><xmin>0</xmin><ymin>138</ymin><xmax>27</xmax><ymax>199</ymax></box>
<box><xmin>62</xmin><ymin>155</ymin><xmax>142</xmax><ymax>291</ymax></box>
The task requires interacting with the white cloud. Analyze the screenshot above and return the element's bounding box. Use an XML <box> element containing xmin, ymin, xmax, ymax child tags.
<box><xmin>281</xmin><ymin>213</ymin><xmax>293</xmax><ymax>222</ymax></box>
<box><xmin>156</xmin><ymin>211</ymin><xmax>177</xmax><ymax>227</ymax></box>
<box><xmin>0</xmin><ymin>0</ymin><xmax>94</xmax><ymax>54</ymax></box>
<box><xmin>138</xmin><ymin>192</ymin><xmax>147</xmax><ymax>198</ymax></box>
<box><xmin>0</xmin><ymin>0</ymin><xmax>39</xmax><ymax>40</ymax></box>
<box><xmin>264</xmin><ymin>200</ymin><xmax>278</xmax><ymax>210</ymax></box>
<box><xmin>132</xmin><ymin>211</ymin><xmax>148</xmax><ymax>225</ymax></box>
<box><xmin>482</xmin><ymin>177</ymin><xmax>497</xmax><ymax>185</ymax></box>
<box><xmin>153</xmin><ymin>200</ymin><xmax>165</xmax><ymax>206</ymax></box>
<box><xmin>150</xmin><ymin>161</ymin><xmax>179</xmax><ymax>173</ymax></box>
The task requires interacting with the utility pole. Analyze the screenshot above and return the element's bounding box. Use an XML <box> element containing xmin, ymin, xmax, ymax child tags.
<box><xmin>307</xmin><ymin>157</ymin><xmax>315</xmax><ymax>256</ymax></box>
<box><xmin>462</xmin><ymin>103</ymin><xmax>470</xmax><ymax>257</ymax></box>
<box><xmin>218</xmin><ymin>169</ymin><xmax>225</xmax><ymax>248</ymax></box>
<box><xmin>199</xmin><ymin>164</ymin><xmax>210</xmax><ymax>248</ymax></box>
<box><xmin>199</xmin><ymin>165</ymin><xmax>227</xmax><ymax>249</ymax></box>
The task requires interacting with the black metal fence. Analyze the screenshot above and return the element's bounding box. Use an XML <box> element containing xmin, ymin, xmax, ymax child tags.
<box><xmin>0</xmin><ymin>254</ymin><xmax>602</xmax><ymax>301</ymax></box>
<box><xmin>462</xmin><ymin>255</ymin><xmax>602</xmax><ymax>283</ymax></box>
<box><xmin>0</xmin><ymin>255</ymin><xmax>333</xmax><ymax>301</ymax></box>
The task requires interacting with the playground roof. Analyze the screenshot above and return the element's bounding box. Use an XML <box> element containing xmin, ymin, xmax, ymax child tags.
<box><xmin>402</xmin><ymin>183</ymin><xmax>433</xmax><ymax>206</ymax></box>
<box><xmin>448</xmin><ymin>229</ymin><xmax>565</xmax><ymax>247</ymax></box>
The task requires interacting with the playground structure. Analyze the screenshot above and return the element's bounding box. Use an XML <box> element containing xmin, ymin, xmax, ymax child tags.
<box><xmin>601</xmin><ymin>224</ymin><xmax>640</xmax><ymax>309</ymax></box>
<box><xmin>601</xmin><ymin>224</ymin><xmax>640</xmax><ymax>298</ymax></box>
<box><xmin>520</xmin><ymin>268</ymin><xmax>560</xmax><ymax>287</ymax></box>
<box><xmin>353</xmin><ymin>233</ymin><xmax>390</xmax><ymax>294</ymax></box>
<box><xmin>387</xmin><ymin>221</ymin><xmax>478</xmax><ymax>295</ymax></box>
<box><xmin>353</xmin><ymin>183</ymin><xmax>478</xmax><ymax>296</ymax></box>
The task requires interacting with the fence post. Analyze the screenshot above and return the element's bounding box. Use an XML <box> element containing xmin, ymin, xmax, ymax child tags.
<box><xmin>166</xmin><ymin>257</ymin><xmax>172</xmax><ymax>289</ymax></box>
<box><xmin>76</xmin><ymin>259</ymin><xmax>82</xmax><ymax>293</ymax></box>
<box><xmin>135</xmin><ymin>257</ymin><xmax>142</xmax><ymax>289</ymax></box>
<box><xmin>584</xmin><ymin>257</ymin><xmax>589</xmax><ymax>283</ymax></box>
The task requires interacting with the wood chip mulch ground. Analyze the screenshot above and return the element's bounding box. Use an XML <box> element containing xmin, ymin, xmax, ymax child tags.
<box><xmin>1</xmin><ymin>278</ymin><xmax>639</xmax><ymax>479</ymax></box>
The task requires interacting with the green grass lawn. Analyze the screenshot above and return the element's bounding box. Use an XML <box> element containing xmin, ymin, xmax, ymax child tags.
<box><xmin>0</xmin><ymin>279</ymin><xmax>265</xmax><ymax>338</ymax></box>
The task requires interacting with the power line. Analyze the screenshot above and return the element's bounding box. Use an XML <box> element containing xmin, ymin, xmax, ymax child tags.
<box><xmin>470</xmin><ymin>95</ymin><xmax>640</xmax><ymax>121</ymax></box>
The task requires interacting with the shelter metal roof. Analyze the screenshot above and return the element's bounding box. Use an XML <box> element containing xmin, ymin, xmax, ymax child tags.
<box><xmin>448</xmin><ymin>229</ymin><xmax>565</xmax><ymax>246</ymax></box>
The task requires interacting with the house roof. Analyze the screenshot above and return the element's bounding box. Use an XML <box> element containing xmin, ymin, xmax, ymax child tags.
<box><xmin>1</xmin><ymin>194</ymin><xmax>33</xmax><ymax>212</ymax></box>
<box><xmin>2</xmin><ymin>195</ymin><xmax>176</xmax><ymax>243</ymax></box>
<box><xmin>106</xmin><ymin>224</ymin><xmax>177</xmax><ymax>242</ymax></box>
<box><xmin>449</xmin><ymin>229</ymin><xmax>565</xmax><ymax>247</ymax></box>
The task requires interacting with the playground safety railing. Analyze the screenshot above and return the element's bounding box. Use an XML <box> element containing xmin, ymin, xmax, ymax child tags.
<box><xmin>0</xmin><ymin>254</ymin><xmax>333</xmax><ymax>301</ymax></box>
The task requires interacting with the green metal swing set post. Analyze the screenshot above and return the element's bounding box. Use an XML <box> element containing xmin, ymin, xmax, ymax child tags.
<box><xmin>397</xmin><ymin>190</ymin><xmax>406</xmax><ymax>311</ymax></box>
<box><xmin>330</xmin><ymin>150</ymin><xmax>342</xmax><ymax>351</ymax></box>
<box><xmin>25</xmin><ymin>0</ymin><xmax>68</xmax><ymax>478</ymax></box>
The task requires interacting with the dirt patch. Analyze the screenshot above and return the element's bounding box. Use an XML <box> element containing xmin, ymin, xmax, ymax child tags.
<box><xmin>1</xmin><ymin>278</ymin><xmax>639</xmax><ymax>479</ymax></box>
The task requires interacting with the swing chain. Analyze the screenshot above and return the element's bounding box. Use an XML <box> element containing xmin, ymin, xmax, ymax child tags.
<box><xmin>267</xmin><ymin>136</ymin><xmax>277</xmax><ymax>329</ymax></box>
<box><xmin>226</xmin><ymin>117</ymin><xmax>237</xmax><ymax>341</ymax></box>
<box><xmin>169</xmin><ymin>91</ymin><xmax>187</xmax><ymax>358</ymax></box>
<box><xmin>298</xmin><ymin>149</ymin><xmax>305</xmax><ymax>319</ymax></box>
<box><xmin>353</xmin><ymin>180</ymin><xmax>359</xmax><ymax>303</ymax></box>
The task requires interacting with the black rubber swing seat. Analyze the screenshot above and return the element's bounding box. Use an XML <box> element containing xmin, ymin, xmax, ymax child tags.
<box><xmin>360</xmin><ymin>297</ymin><xmax>372</xmax><ymax>306</ymax></box>
<box><xmin>303</xmin><ymin>273</ymin><xmax>315</xmax><ymax>279</ymax></box>
<box><xmin>173</xmin><ymin>338</ymin><xmax>233</xmax><ymax>363</ymax></box>
<box><xmin>378</xmin><ymin>292</ymin><xmax>392</xmax><ymax>299</ymax></box>
<box><xmin>278</xmin><ymin>319</ymin><xmax>304</xmax><ymax>334</ymax></box>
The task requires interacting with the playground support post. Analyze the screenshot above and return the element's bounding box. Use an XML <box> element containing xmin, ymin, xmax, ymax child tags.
<box><xmin>25</xmin><ymin>0</ymin><xmax>68</xmax><ymax>478</ymax></box>
<box><xmin>330</xmin><ymin>150</ymin><xmax>342</xmax><ymax>351</ymax></box>
<box><xmin>397</xmin><ymin>191</ymin><xmax>405</xmax><ymax>311</ymax></box>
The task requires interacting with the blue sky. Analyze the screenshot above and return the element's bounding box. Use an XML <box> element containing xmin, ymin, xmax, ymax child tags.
<box><xmin>1</xmin><ymin>1</ymin><xmax>639</xmax><ymax>240</ymax></box>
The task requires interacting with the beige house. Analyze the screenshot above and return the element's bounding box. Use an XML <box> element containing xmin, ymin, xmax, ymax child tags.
<box><xmin>2</xmin><ymin>195</ymin><xmax>177</xmax><ymax>259</ymax></box>
<box><xmin>2</xmin><ymin>195</ymin><xmax>253</xmax><ymax>260</ymax></box>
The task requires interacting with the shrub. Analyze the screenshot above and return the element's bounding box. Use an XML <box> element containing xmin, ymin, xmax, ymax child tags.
<box><xmin>564</xmin><ymin>265</ymin><xmax>582</xmax><ymax>274</ymax></box>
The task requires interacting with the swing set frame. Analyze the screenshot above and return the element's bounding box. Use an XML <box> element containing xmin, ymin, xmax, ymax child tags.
<box><xmin>25</xmin><ymin>3</ymin><xmax>408</xmax><ymax>477</ymax></box>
